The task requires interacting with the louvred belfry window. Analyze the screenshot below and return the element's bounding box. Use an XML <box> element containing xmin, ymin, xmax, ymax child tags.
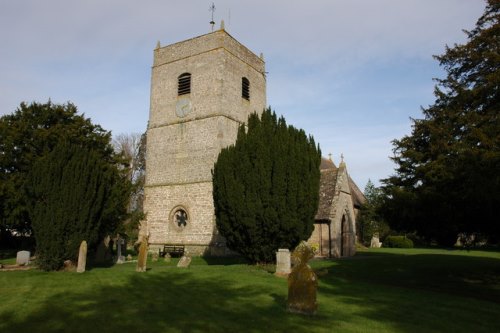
<box><xmin>242</xmin><ymin>77</ymin><xmax>250</xmax><ymax>100</ymax></box>
<box><xmin>178</xmin><ymin>73</ymin><xmax>191</xmax><ymax>95</ymax></box>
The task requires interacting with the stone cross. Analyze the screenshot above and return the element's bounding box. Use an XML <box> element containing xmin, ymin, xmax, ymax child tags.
<box><xmin>287</xmin><ymin>241</ymin><xmax>318</xmax><ymax>315</ymax></box>
<box><xmin>77</xmin><ymin>241</ymin><xmax>87</xmax><ymax>273</ymax></box>
<box><xmin>116</xmin><ymin>238</ymin><xmax>125</xmax><ymax>264</ymax></box>
<box><xmin>275</xmin><ymin>249</ymin><xmax>291</xmax><ymax>277</ymax></box>
<box><xmin>16</xmin><ymin>251</ymin><xmax>30</xmax><ymax>266</ymax></box>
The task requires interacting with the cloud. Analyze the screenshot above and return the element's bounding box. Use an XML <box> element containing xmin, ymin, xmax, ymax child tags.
<box><xmin>0</xmin><ymin>0</ymin><xmax>486</xmax><ymax>187</ymax></box>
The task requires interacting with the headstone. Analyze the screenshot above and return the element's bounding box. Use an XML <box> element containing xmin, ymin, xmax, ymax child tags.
<box><xmin>287</xmin><ymin>241</ymin><xmax>318</xmax><ymax>315</ymax></box>
<box><xmin>116</xmin><ymin>237</ymin><xmax>125</xmax><ymax>263</ymax></box>
<box><xmin>151</xmin><ymin>252</ymin><xmax>159</xmax><ymax>262</ymax></box>
<box><xmin>95</xmin><ymin>235</ymin><xmax>112</xmax><ymax>263</ymax></box>
<box><xmin>164</xmin><ymin>253</ymin><xmax>171</xmax><ymax>263</ymax></box>
<box><xmin>126</xmin><ymin>254</ymin><xmax>133</xmax><ymax>261</ymax></box>
<box><xmin>77</xmin><ymin>241</ymin><xmax>87</xmax><ymax>273</ymax></box>
<box><xmin>63</xmin><ymin>260</ymin><xmax>76</xmax><ymax>271</ymax></box>
<box><xmin>136</xmin><ymin>236</ymin><xmax>148</xmax><ymax>272</ymax></box>
<box><xmin>177</xmin><ymin>255</ymin><xmax>191</xmax><ymax>268</ymax></box>
<box><xmin>16</xmin><ymin>251</ymin><xmax>30</xmax><ymax>266</ymax></box>
<box><xmin>275</xmin><ymin>249</ymin><xmax>291</xmax><ymax>277</ymax></box>
<box><xmin>370</xmin><ymin>234</ymin><xmax>382</xmax><ymax>248</ymax></box>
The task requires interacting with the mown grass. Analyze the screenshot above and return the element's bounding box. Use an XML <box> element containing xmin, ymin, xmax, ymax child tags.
<box><xmin>0</xmin><ymin>248</ymin><xmax>499</xmax><ymax>333</ymax></box>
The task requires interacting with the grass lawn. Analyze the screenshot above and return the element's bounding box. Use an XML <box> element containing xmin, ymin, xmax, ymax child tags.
<box><xmin>1</xmin><ymin>248</ymin><xmax>499</xmax><ymax>333</ymax></box>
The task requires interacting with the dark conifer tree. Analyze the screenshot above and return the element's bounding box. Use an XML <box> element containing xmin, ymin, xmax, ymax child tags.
<box><xmin>213</xmin><ymin>108</ymin><xmax>321</xmax><ymax>263</ymax></box>
<box><xmin>26</xmin><ymin>142</ymin><xmax>129</xmax><ymax>271</ymax></box>
<box><xmin>381</xmin><ymin>1</ymin><xmax>500</xmax><ymax>245</ymax></box>
<box><xmin>0</xmin><ymin>101</ymin><xmax>115</xmax><ymax>237</ymax></box>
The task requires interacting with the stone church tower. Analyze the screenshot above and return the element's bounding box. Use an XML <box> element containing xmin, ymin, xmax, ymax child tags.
<box><xmin>143</xmin><ymin>26</ymin><xmax>266</xmax><ymax>255</ymax></box>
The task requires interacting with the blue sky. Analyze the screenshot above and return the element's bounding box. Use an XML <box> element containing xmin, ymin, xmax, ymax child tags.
<box><xmin>0</xmin><ymin>0</ymin><xmax>486</xmax><ymax>189</ymax></box>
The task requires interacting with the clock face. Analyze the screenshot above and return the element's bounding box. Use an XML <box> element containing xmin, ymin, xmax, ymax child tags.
<box><xmin>175</xmin><ymin>98</ymin><xmax>192</xmax><ymax>118</ymax></box>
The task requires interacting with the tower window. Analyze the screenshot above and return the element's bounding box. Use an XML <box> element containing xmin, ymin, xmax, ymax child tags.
<box><xmin>242</xmin><ymin>77</ymin><xmax>250</xmax><ymax>100</ymax></box>
<box><xmin>178</xmin><ymin>73</ymin><xmax>191</xmax><ymax>96</ymax></box>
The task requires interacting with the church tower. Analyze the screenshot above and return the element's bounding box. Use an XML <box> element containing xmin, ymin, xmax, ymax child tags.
<box><xmin>143</xmin><ymin>26</ymin><xmax>266</xmax><ymax>254</ymax></box>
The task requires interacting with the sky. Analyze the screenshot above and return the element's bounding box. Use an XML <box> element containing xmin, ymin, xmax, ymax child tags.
<box><xmin>0</xmin><ymin>0</ymin><xmax>486</xmax><ymax>189</ymax></box>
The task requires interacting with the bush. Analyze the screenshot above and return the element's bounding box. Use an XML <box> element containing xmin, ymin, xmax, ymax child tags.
<box><xmin>383</xmin><ymin>235</ymin><xmax>414</xmax><ymax>248</ymax></box>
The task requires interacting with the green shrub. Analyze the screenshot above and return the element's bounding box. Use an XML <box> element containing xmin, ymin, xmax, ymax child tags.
<box><xmin>383</xmin><ymin>235</ymin><xmax>414</xmax><ymax>248</ymax></box>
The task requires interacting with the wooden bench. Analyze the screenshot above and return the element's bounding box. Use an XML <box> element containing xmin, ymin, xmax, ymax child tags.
<box><xmin>159</xmin><ymin>245</ymin><xmax>185</xmax><ymax>258</ymax></box>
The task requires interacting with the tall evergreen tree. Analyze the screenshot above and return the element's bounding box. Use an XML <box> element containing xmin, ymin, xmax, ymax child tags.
<box><xmin>358</xmin><ymin>180</ymin><xmax>389</xmax><ymax>245</ymax></box>
<box><xmin>212</xmin><ymin>108</ymin><xmax>321</xmax><ymax>263</ymax></box>
<box><xmin>0</xmin><ymin>101</ymin><xmax>115</xmax><ymax>236</ymax></box>
<box><xmin>382</xmin><ymin>0</ymin><xmax>500</xmax><ymax>245</ymax></box>
<box><xmin>26</xmin><ymin>142</ymin><xmax>129</xmax><ymax>271</ymax></box>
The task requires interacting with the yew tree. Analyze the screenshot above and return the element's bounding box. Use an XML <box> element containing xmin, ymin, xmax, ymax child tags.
<box><xmin>212</xmin><ymin>108</ymin><xmax>321</xmax><ymax>263</ymax></box>
<box><xmin>26</xmin><ymin>142</ymin><xmax>129</xmax><ymax>271</ymax></box>
<box><xmin>0</xmin><ymin>101</ymin><xmax>114</xmax><ymax>236</ymax></box>
<box><xmin>382</xmin><ymin>1</ymin><xmax>500</xmax><ymax>245</ymax></box>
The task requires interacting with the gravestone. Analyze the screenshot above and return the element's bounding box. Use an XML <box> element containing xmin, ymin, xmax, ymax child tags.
<box><xmin>164</xmin><ymin>253</ymin><xmax>171</xmax><ymax>263</ymax></box>
<box><xmin>126</xmin><ymin>254</ymin><xmax>133</xmax><ymax>261</ymax></box>
<box><xmin>370</xmin><ymin>234</ymin><xmax>382</xmax><ymax>248</ymax></box>
<box><xmin>151</xmin><ymin>252</ymin><xmax>159</xmax><ymax>262</ymax></box>
<box><xmin>275</xmin><ymin>249</ymin><xmax>291</xmax><ymax>277</ymax></box>
<box><xmin>63</xmin><ymin>260</ymin><xmax>76</xmax><ymax>271</ymax></box>
<box><xmin>77</xmin><ymin>241</ymin><xmax>87</xmax><ymax>273</ymax></box>
<box><xmin>16</xmin><ymin>251</ymin><xmax>30</xmax><ymax>266</ymax></box>
<box><xmin>116</xmin><ymin>238</ymin><xmax>125</xmax><ymax>264</ymax></box>
<box><xmin>136</xmin><ymin>237</ymin><xmax>148</xmax><ymax>272</ymax></box>
<box><xmin>177</xmin><ymin>255</ymin><xmax>191</xmax><ymax>268</ymax></box>
<box><xmin>287</xmin><ymin>241</ymin><xmax>318</xmax><ymax>315</ymax></box>
<box><xmin>95</xmin><ymin>235</ymin><xmax>112</xmax><ymax>263</ymax></box>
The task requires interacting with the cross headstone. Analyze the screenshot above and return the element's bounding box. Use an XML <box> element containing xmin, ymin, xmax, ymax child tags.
<box><xmin>16</xmin><ymin>251</ymin><xmax>30</xmax><ymax>266</ymax></box>
<box><xmin>177</xmin><ymin>255</ymin><xmax>191</xmax><ymax>268</ymax></box>
<box><xmin>116</xmin><ymin>238</ymin><xmax>125</xmax><ymax>264</ymax></box>
<box><xmin>77</xmin><ymin>241</ymin><xmax>87</xmax><ymax>273</ymax></box>
<box><xmin>287</xmin><ymin>241</ymin><xmax>318</xmax><ymax>315</ymax></box>
<box><xmin>275</xmin><ymin>249</ymin><xmax>291</xmax><ymax>277</ymax></box>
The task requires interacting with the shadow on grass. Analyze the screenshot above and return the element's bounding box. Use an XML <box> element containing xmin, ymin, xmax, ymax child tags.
<box><xmin>318</xmin><ymin>251</ymin><xmax>500</xmax><ymax>302</ymax></box>
<box><xmin>312</xmin><ymin>251</ymin><xmax>500</xmax><ymax>332</ymax></box>
<box><xmin>0</xmin><ymin>266</ymin><xmax>334</xmax><ymax>333</ymax></box>
<box><xmin>2</xmin><ymin>251</ymin><xmax>500</xmax><ymax>333</ymax></box>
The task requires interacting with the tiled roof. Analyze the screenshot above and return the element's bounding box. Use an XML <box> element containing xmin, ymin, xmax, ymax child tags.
<box><xmin>315</xmin><ymin>168</ymin><xmax>338</xmax><ymax>221</ymax></box>
<box><xmin>348</xmin><ymin>175</ymin><xmax>366</xmax><ymax>208</ymax></box>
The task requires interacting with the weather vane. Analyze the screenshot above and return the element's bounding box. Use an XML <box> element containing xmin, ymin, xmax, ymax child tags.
<box><xmin>209</xmin><ymin>2</ymin><xmax>216</xmax><ymax>31</ymax></box>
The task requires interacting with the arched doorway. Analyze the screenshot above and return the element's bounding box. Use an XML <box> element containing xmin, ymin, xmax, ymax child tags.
<box><xmin>341</xmin><ymin>215</ymin><xmax>349</xmax><ymax>257</ymax></box>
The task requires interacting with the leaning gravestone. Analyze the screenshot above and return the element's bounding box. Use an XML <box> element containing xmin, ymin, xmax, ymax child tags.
<box><xmin>77</xmin><ymin>241</ymin><xmax>87</xmax><ymax>273</ymax></box>
<box><xmin>177</xmin><ymin>255</ymin><xmax>191</xmax><ymax>268</ymax></box>
<box><xmin>16</xmin><ymin>251</ymin><xmax>30</xmax><ymax>266</ymax></box>
<box><xmin>287</xmin><ymin>241</ymin><xmax>318</xmax><ymax>315</ymax></box>
<box><xmin>275</xmin><ymin>249</ymin><xmax>291</xmax><ymax>277</ymax></box>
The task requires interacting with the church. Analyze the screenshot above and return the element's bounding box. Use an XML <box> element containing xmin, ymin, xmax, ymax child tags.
<box><xmin>142</xmin><ymin>23</ymin><xmax>363</xmax><ymax>258</ymax></box>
